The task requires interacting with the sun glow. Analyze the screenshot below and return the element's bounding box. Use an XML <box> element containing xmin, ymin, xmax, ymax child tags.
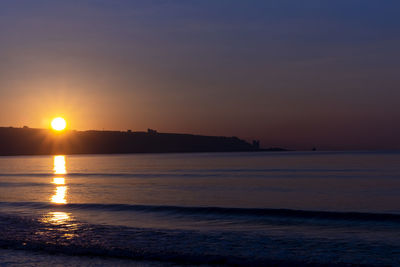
<box><xmin>51</xmin><ymin>117</ymin><xmax>66</xmax><ymax>131</ymax></box>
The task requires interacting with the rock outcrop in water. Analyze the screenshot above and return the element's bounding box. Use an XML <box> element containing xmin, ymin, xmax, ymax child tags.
<box><xmin>0</xmin><ymin>127</ymin><xmax>264</xmax><ymax>156</ymax></box>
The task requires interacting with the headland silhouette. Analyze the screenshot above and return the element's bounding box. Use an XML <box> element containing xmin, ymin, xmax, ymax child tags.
<box><xmin>0</xmin><ymin>127</ymin><xmax>286</xmax><ymax>156</ymax></box>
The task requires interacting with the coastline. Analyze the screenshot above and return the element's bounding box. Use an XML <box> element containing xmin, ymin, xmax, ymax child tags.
<box><xmin>0</xmin><ymin>127</ymin><xmax>287</xmax><ymax>156</ymax></box>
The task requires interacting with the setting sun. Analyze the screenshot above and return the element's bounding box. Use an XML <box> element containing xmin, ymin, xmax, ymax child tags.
<box><xmin>51</xmin><ymin>117</ymin><xmax>67</xmax><ymax>131</ymax></box>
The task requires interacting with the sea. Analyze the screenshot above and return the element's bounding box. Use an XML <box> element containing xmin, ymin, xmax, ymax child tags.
<box><xmin>0</xmin><ymin>151</ymin><xmax>399</xmax><ymax>266</ymax></box>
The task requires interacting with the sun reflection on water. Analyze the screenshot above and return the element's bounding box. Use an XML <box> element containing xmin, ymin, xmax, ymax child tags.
<box><xmin>52</xmin><ymin>177</ymin><xmax>65</xmax><ymax>185</ymax></box>
<box><xmin>40</xmin><ymin>211</ymin><xmax>78</xmax><ymax>239</ymax></box>
<box><xmin>43</xmin><ymin>211</ymin><xmax>70</xmax><ymax>225</ymax></box>
<box><xmin>43</xmin><ymin>156</ymin><xmax>78</xmax><ymax>239</ymax></box>
<box><xmin>53</xmin><ymin>155</ymin><xmax>66</xmax><ymax>174</ymax></box>
<box><xmin>51</xmin><ymin>186</ymin><xmax>67</xmax><ymax>204</ymax></box>
<box><xmin>51</xmin><ymin>155</ymin><xmax>68</xmax><ymax>204</ymax></box>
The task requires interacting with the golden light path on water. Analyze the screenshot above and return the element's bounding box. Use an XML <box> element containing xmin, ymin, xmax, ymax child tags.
<box><xmin>43</xmin><ymin>155</ymin><xmax>76</xmax><ymax>236</ymax></box>
<box><xmin>52</xmin><ymin>177</ymin><xmax>65</xmax><ymax>185</ymax></box>
<box><xmin>53</xmin><ymin>155</ymin><xmax>67</xmax><ymax>175</ymax></box>
<box><xmin>51</xmin><ymin>155</ymin><xmax>68</xmax><ymax>204</ymax></box>
<box><xmin>51</xmin><ymin>186</ymin><xmax>67</xmax><ymax>204</ymax></box>
<box><xmin>45</xmin><ymin>211</ymin><xmax>70</xmax><ymax>225</ymax></box>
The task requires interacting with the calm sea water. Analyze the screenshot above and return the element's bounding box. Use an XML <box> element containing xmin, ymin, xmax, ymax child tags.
<box><xmin>0</xmin><ymin>151</ymin><xmax>399</xmax><ymax>266</ymax></box>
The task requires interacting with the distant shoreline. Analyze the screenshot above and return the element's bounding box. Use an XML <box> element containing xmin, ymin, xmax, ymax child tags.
<box><xmin>0</xmin><ymin>126</ymin><xmax>287</xmax><ymax>156</ymax></box>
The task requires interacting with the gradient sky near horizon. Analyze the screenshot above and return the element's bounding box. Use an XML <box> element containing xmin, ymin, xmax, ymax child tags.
<box><xmin>1</xmin><ymin>0</ymin><xmax>400</xmax><ymax>150</ymax></box>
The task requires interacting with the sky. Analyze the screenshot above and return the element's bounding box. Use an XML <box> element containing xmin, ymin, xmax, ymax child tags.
<box><xmin>1</xmin><ymin>0</ymin><xmax>400</xmax><ymax>150</ymax></box>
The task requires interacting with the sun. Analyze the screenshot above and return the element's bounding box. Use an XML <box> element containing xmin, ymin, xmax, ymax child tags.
<box><xmin>51</xmin><ymin>117</ymin><xmax>67</xmax><ymax>131</ymax></box>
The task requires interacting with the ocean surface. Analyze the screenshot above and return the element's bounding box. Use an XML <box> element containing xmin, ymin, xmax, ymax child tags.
<box><xmin>0</xmin><ymin>151</ymin><xmax>399</xmax><ymax>266</ymax></box>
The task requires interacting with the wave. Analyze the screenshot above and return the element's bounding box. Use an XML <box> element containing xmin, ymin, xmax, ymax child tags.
<box><xmin>1</xmin><ymin>201</ymin><xmax>399</xmax><ymax>266</ymax></box>
<box><xmin>0</xmin><ymin>182</ymin><xmax>49</xmax><ymax>187</ymax></box>
<box><xmin>0</xmin><ymin>206</ymin><xmax>399</xmax><ymax>266</ymax></box>
<box><xmin>0</xmin><ymin>218</ymin><xmax>350</xmax><ymax>266</ymax></box>
<box><xmin>0</xmin><ymin>168</ymin><xmax>382</xmax><ymax>176</ymax></box>
<box><xmin>0</xmin><ymin>213</ymin><xmax>293</xmax><ymax>266</ymax></box>
<box><xmin>168</xmin><ymin>168</ymin><xmax>382</xmax><ymax>173</ymax></box>
<box><xmin>1</xmin><ymin>201</ymin><xmax>399</xmax><ymax>223</ymax></box>
<box><xmin>0</xmin><ymin>168</ymin><xmax>394</xmax><ymax>179</ymax></box>
<box><xmin>0</xmin><ymin>172</ymin><xmax>222</xmax><ymax>178</ymax></box>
